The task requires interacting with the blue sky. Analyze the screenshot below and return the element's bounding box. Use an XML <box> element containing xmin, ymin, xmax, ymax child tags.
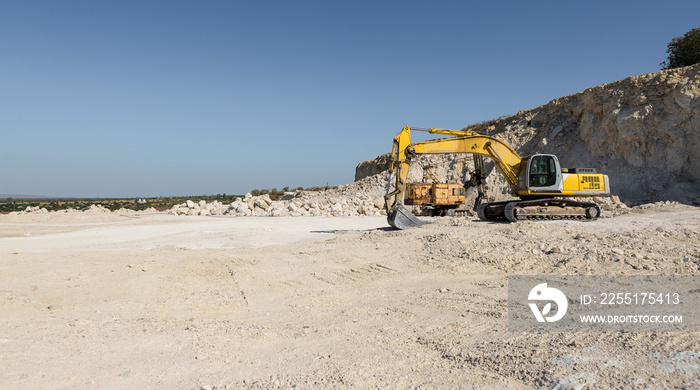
<box><xmin>2</xmin><ymin>1</ymin><xmax>698</xmax><ymax>197</ymax></box>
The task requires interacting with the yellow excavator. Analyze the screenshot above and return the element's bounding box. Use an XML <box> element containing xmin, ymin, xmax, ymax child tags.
<box><xmin>384</xmin><ymin>126</ymin><xmax>611</xmax><ymax>229</ymax></box>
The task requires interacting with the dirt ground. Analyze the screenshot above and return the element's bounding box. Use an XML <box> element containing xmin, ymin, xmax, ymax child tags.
<box><xmin>1</xmin><ymin>206</ymin><xmax>699</xmax><ymax>389</ymax></box>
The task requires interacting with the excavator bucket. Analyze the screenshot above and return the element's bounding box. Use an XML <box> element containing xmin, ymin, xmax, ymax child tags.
<box><xmin>387</xmin><ymin>204</ymin><xmax>427</xmax><ymax>230</ymax></box>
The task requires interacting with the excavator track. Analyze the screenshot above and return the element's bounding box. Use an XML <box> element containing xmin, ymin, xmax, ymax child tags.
<box><xmin>477</xmin><ymin>201</ymin><xmax>510</xmax><ymax>221</ymax></box>
<box><xmin>479</xmin><ymin>199</ymin><xmax>601</xmax><ymax>222</ymax></box>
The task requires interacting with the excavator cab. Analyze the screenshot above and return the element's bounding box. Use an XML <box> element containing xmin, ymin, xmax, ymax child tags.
<box><xmin>517</xmin><ymin>154</ymin><xmax>563</xmax><ymax>194</ymax></box>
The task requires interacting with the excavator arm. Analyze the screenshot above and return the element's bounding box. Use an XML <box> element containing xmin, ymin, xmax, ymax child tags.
<box><xmin>384</xmin><ymin>126</ymin><xmax>523</xmax><ymax>226</ymax></box>
<box><xmin>408</xmin><ymin>134</ymin><xmax>523</xmax><ymax>189</ymax></box>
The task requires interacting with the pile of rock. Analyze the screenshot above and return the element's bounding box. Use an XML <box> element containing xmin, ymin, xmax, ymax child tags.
<box><xmin>592</xmin><ymin>195</ymin><xmax>629</xmax><ymax>217</ymax></box>
<box><xmin>168</xmin><ymin>191</ymin><xmax>387</xmax><ymax>217</ymax></box>
<box><xmin>169</xmin><ymin>199</ymin><xmax>230</xmax><ymax>216</ymax></box>
<box><xmin>83</xmin><ymin>204</ymin><xmax>112</xmax><ymax>213</ymax></box>
<box><xmin>21</xmin><ymin>206</ymin><xmax>49</xmax><ymax>214</ymax></box>
<box><xmin>11</xmin><ymin>206</ymin><xmax>81</xmax><ymax>215</ymax></box>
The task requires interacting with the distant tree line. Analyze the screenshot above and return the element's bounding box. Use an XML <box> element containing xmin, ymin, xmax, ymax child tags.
<box><xmin>0</xmin><ymin>186</ymin><xmax>337</xmax><ymax>214</ymax></box>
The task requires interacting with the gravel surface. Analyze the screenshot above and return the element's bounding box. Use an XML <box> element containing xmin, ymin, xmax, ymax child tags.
<box><xmin>0</xmin><ymin>205</ymin><xmax>698</xmax><ymax>389</ymax></box>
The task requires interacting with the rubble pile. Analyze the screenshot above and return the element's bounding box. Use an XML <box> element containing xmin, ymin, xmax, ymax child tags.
<box><xmin>168</xmin><ymin>188</ymin><xmax>386</xmax><ymax>218</ymax></box>
<box><xmin>166</xmin><ymin>169</ymin><xmax>391</xmax><ymax>217</ymax></box>
<box><xmin>593</xmin><ymin>195</ymin><xmax>630</xmax><ymax>217</ymax></box>
<box><xmin>21</xmin><ymin>206</ymin><xmax>49</xmax><ymax>214</ymax></box>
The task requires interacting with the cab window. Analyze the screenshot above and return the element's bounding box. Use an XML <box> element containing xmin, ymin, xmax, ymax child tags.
<box><xmin>529</xmin><ymin>156</ymin><xmax>557</xmax><ymax>187</ymax></box>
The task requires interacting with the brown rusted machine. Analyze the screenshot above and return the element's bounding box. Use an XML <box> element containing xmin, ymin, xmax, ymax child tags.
<box><xmin>403</xmin><ymin>167</ymin><xmax>466</xmax><ymax>216</ymax></box>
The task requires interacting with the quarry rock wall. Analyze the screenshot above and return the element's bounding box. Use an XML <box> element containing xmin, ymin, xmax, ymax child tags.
<box><xmin>358</xmin><ymin>63</ymin><xmax>700</xmax><ymax>205</ymax></box>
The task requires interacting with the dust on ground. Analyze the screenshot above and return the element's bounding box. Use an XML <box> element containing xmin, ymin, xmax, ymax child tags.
<box><xmin>1</xmin><ymin>205</ymin><xmax>699</xmax><ymax>389</ymax></box>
